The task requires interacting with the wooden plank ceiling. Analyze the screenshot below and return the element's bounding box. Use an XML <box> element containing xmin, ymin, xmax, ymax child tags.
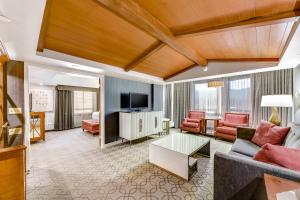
<box><xmin>38</xmin><ymin>0</ymin><xmax>300</xmax><ymax>80</ymax></box>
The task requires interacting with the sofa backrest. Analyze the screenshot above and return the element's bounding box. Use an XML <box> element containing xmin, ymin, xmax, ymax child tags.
<box><xmin>225</xmin><ymin>112</ymin><xmax>249</xmax><ymax>126</ymax></box>
<box><xmin>189</xmin><ymin>111</ymin><xmax>205</xmax><ymax>119</ymax></box>
<box><xmin>284</xmin><ymin>124</ymin><xmax>300</xmax><ymax>148</ymax></box>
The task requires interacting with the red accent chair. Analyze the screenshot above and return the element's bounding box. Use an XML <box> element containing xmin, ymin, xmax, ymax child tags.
<box><xmin>215</xmin><ymin>112</ymin><xmax>249</xmax><ymax>141</ymax></box>
<box><xmin>180</xmin><ymin>111</ymin><xmax>205</xmax><ymax>134</ymax></box>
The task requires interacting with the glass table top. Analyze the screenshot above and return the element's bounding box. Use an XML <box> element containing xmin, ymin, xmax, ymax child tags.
<box><xmin>151</xmin><ymin>133</ymin><xmax>210</xmax><ymax>155</ymax></box>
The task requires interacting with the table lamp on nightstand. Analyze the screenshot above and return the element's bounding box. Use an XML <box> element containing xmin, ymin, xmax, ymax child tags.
<box><xmin>261</xmin><ymin>95</ymin><xmax>293</xmax><ymax>126</ymax></box>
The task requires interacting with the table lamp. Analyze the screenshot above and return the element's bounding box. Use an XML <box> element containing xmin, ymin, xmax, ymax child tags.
<box><xmin>261</xmin><ymin>95</ymin><xmax>293</xmax><ymax>126</ymax></box>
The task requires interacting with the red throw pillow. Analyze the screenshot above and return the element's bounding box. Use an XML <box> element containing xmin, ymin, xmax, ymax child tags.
<box><xmin>254</xmin><ymin>143</ymin><xmax>300</xmax><ymax>172</ymax></box>
<box><xmin>251</xmin><ymin>121</ymin><xmax>290</xmax><ymax>146</ymax></box>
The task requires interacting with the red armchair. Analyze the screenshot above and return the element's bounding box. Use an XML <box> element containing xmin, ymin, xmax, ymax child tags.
<box><xmin>180</xmin><ymin>111</ymin><xmax>205</xmax><ymax>134</ymax></box>
<box><xmin>215</xmin><ymin>112</ymin><xmax>249</xmax><ymax>141</ymax></box>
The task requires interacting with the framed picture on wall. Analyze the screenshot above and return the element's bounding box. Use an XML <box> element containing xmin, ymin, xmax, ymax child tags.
<box><xmin>30</xmin><ymin>88</ymin><xmax>54</xmax><ymax>112</ymax></box>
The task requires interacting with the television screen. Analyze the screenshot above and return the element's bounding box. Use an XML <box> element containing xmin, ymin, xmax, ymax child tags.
<box><xmin>130</xmin><ymin>93</ymin><xmax>148</xmax><ymax>108</ymax></box>
<box><xmin>120</xmin><ymin>93</ymin><xmax>130</xmax><ymax>109</ymax></box>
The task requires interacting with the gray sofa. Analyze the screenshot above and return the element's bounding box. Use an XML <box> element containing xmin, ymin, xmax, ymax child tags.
<box><xmin>214</xmin><ymin>124</ymin><xmax>300</xmax><ymax>200</ymax></box>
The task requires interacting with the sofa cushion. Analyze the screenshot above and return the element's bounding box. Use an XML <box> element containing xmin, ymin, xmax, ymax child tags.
<box><xmin>254</xmin><ymin>143</ymin><xmax>300</xmax><ymax>172</ymax></box>
<box><xmin>92</xmin><ymin>112</ymin><xmax>99</xmax><ymax>120</ymax></box>
<box><xmin>284</xmin><ymin>124</ymin><xmax>300</xmax><ymax>148</ymax></box>
<box><xmin>187</xmin><ymin>119</ymin><xmax>200</xmax><ymax>123</ymax></box>
<box><xmin>182</xmin><ymin>121</ymin><xmax>198</xmax><ymax>128</ymax></box>
<box><xmin>223</xmin><ymin>122</ymin><xmax>247</xmax><ymax>128</ymax></box>
<box><xmin>231</xmin><ymin>138</ymin><xmax>261</xmax><ymax>157</ymax></box>
<box><xmin>251</xmin><ymin>121</ymin><xmax>290</xmax><ymax>147</ymax></box>
<box><xmin>226</xmin><ymin>113</ymin><xmax>249</xmax><ymax>124</ymax></box>
<box><xmin>215</xmin><ymin>126</ymin><xmax>237</xmax><ymax>136</ymax></box>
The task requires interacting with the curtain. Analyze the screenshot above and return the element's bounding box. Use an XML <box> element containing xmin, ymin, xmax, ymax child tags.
<box><xmin>54</xmin><ymin>88</ymin><xmax>74</xmax><ymax>131</ymax></box>
<box><xmin>164</xmin><ymin>84</ymin><xmax>172</xmax><ymax>119</ymax></box>
<box><xmin>228</xmin><ymin>75</ymin><xmax>251</xmax><ymax>113</ymax></box>
<box><xmin>73</xmin><ymin>91</ymin><xmax>97</xmax><ymax>127</ymax></box>
<box><xmin>193</xmin><ymin>82</ymin><xmax>221</xmax><ymax>115</ymax></box>
<box><xmin>251</xmin><ymin>69</ymin><xmax>293</xmax><ymax>127</ymax></box>
<box><xmin>220</xmin><ymin>78</ymin><xmax>229</xmax><ymax>115</ymax></box>
<box><xmin>173</xmin><ymin>82</ymin><xmax>192</xmax><ymax>128</ymax></box>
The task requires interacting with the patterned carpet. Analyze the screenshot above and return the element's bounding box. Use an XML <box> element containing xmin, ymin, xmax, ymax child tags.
<box><xmin>27</xmin><ymin>129</ymin><xmax>232</xmax><ymax>200</ymax></box>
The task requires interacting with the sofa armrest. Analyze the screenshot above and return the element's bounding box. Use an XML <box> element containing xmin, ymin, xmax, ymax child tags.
<box><xmin>237</xmin><ymin>127</ymin><xmax>256</xmax><ymax>141</ymax></box>
<box><xmin>214</xmin><ymin>152</ymin><xmax>300</xmax><ymax>200</ymax></box>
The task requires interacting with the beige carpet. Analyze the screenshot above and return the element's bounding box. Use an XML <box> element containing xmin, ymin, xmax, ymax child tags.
<box><xmin>27</xmin><ymin>129</ymin><xmax>232</xmax><ymax>200</ymax></box>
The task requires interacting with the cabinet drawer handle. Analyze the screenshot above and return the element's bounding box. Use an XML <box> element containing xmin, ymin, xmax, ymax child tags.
<box><xmin>139</xmin><ymin>119</ymin><xmax>142</xmax><ymax>132</ymax></box>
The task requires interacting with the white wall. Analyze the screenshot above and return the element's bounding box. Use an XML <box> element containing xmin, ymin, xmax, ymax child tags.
<box><xmin>294</xmin><ymin>64</ymin><xmax>300</xmax><ymax>124</ymax></box>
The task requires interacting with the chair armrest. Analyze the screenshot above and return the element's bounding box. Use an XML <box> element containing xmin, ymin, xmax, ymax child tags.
<box><xmin>218</xmin><ymin>120</ymin><xmax>224</xmax><ymax>127</ymax></box>
<box><xmin>214</xmin><ymin>152</ymin><xmax>300</xmax><ymax>200</ymax></box>
<box><xmin>237</xmin><ymin>127</ymin><xmax>256</xmax><ymax>141</ymax></box>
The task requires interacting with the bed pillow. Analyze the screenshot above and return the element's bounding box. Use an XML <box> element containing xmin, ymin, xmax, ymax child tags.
<box><xmin>251</xmin><ymin>121</ymin><xmax>290</xmax><ymax>146</ymax></box>
<box><xmin>254</xmin><ymin>143</ymin><xmax>300</xmax><ymax>172</ymax></box>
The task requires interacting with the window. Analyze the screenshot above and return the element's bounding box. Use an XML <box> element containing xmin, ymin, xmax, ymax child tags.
<box><xmin>194</xmin><ymin>83</ymin><xmax>221</xmax><ymax>115</ymax></box>
<box><xmin>229</xmin><ymin>78</ymin><xmax>251</xmax><ymax>112</ymax></box>
<box><xmin>74</xmin><ymin>91</ymin><xmax>97</xmax><ymax>114</ymax></box>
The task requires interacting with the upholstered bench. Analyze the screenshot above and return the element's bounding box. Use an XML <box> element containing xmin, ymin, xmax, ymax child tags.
<box><xmin>82</xmin><ymin>112</ymin><xmax>100</xmax><ymax>135</ymax></box>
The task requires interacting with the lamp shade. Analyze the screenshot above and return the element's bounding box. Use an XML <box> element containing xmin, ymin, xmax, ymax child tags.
<box><xmin>261</xmin><ymin>95</ymin><xmax>293</xmax><ymax>107</ymax></box>
<box><xmin>208</xmin><ymin>81</ymin><xmax>224</xmax><ymax>88</ymax></box>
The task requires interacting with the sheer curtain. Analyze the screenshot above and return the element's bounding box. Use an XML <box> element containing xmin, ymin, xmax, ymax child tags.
<box><xmin>193</xmin><ymin>82</ymin><xmax>221</xmax><ymax>116</ymax></box>
<box><xmin>74</xmin><ymin>91</ymin><xmax>97</xmax><ymax>127</ymax></box>
<box><xmin>228</xmin><ymin>76</ymin><xmax>251</xmax><ymax>113</ymax></box>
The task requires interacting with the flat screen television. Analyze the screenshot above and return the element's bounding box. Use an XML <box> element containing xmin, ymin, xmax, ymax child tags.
<box><xmin>120</xmin><ymin>93</ymin><xmax>148</xmax><ymax>110</ymax></box>
<box><xmin>130</xmin><ymin>93</ymin><xmax>148</xmax><ymax>109</ymax></box>
<box><xmin>120</xmin><ymin>93</ymin><xmax>130</xmax><ymax>109</ymax></box>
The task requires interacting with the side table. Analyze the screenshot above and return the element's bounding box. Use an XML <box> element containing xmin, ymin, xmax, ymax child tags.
<box><xmin>264</xmin><ymin>174</ymin><xmax>300</xmax><ymax>200</ymax></box>
<box><xmin>204</xmin><ymin>117</ymin><xmax>221</xmax><ymax>135</ymax></box>
<box><xmin>161</xmin><ymin>118</ymin><xmax>170</xmax><ymax>135</ymax></box>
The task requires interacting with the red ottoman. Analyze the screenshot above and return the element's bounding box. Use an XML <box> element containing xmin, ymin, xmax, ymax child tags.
<box><xmin>82</xmin><ymin>120</ymin><xmax>99</xmax><ymax>135</ymax></box>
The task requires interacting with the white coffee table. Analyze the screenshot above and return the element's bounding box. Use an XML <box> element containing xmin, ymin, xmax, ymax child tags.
<box><xmin>149</xmin><ymin>133</ymin><xmax>210</xmax><ymax>181</ymax></box>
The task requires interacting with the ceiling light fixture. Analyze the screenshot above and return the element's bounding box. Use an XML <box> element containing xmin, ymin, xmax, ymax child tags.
<box><xmin>65</xmin><ymin>73</ymin><xmax>98</xmax><ymax>79</ymax></box>
<box><xmin>70</xmin><ymin>64</ymin><xmax>103</xmax><ymax>73</ymax></box>
<box><xmin>0</xmin><ymin>15</ymin><xmax>12</xmax><ymax>23</ymax></box>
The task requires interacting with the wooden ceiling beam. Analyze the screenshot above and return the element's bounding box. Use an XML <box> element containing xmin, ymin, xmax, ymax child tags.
<box><xmin>125</xmin><ymin>41</ymin><xmax>164</xmax><ymax>72</ymax></box>
<box><xmin>175</xmin><ymin>10</ymin><xmax>300</xmax><ymax>38</ymax></box>
<box><xmin>96</xmin><ymin>0</ymin><xmax>207</xmax><ymax>66</ymax></box>
<box><xmin>164</xmin><ymin>64</ymin><xmax>197</xmax><ymax>80</ymax></box>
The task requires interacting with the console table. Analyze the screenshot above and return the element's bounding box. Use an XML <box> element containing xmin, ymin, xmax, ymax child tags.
<box><xmin>119</xmin><ymin>111</ymin><xmax>163</xmax><ymax>142</ymax></box>
<box><xmin>30</xmin><ymin>112</ymin><xmax>45</xmax><ymax>143</ymax></box>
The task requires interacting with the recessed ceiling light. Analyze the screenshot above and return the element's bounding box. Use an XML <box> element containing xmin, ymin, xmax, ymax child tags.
<box><xmin>69</xmin><ymin>64</ymin><xmax>103</xmax><ymax>73</ymax></box>
<box><xmin>0</xmin><ymin>15</ymin><xmax>12</xmax><ymax>23</ymax></box>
